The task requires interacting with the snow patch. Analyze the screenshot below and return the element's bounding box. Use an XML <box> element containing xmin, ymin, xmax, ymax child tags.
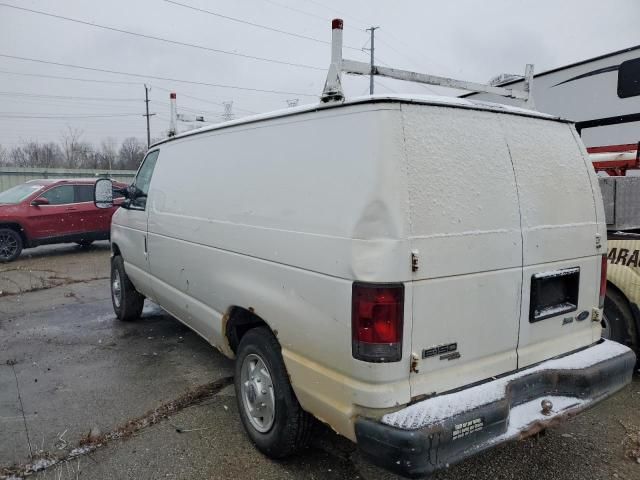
<box><xmin>533</xmin><ymin>267</ymin><xmax>580</xmax><ymax>279</ymax></box>
<box><xmin>27</xmin><ymin>458</ymin><xmax>56</xmax><ymax>472</ymax></box>
<box><xmin>382</xmin><ymin>340</ymin><xmax>630</xmax><ymax>430</ymax></box>
<box><xmin>69</xmin><ymin>445</ymin><xmax>95</xmax><ymax>457</ymax></box>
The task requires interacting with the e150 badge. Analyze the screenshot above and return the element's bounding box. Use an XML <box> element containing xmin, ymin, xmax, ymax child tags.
<box><xmin>422</xmin><ymin>342</ymin><xmax>460</xmax><ymax>361</ymax></box>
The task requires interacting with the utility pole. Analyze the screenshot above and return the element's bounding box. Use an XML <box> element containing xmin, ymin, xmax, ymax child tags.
<box><xmin>366</xmin><ymin>26</ymin><xmax>379</xmax><ymax>95</ymax></box>
<box><xmin>143</xmin><ymin>84</ymin><xmax>156</xmax><ymax>148</ymax></box>
<box><xmin>169</xmin><ymin>92</ymin><xmax>177</xmax><ymax>137</ymax></box>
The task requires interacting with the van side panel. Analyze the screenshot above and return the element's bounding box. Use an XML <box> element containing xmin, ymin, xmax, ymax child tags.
<box><xmin>146</xmin><ymin>105</ymin><xmax>413</xmax><ymax>439</ymax></box>
<box><xmin>500</xmin><ymin>116</ymin><xmax>603</xmax><ymax>367</ymax></box>
<box><xmin>401</xmin><ymin>105</ymin><xmax>522</xmax><ymax>397</ymax></box>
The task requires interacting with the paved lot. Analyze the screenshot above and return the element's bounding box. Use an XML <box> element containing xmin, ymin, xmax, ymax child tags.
<box><xmin>0</xmin><ymin>242</ymin><xmax>111</xmax><ymax>296</ymax></box>
<box><xmin>0</xmin><ymin>246</ymin><xmax>639</xmax><ymax>480</ymax></box>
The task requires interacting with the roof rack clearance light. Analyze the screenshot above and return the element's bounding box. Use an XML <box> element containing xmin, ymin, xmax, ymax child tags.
<box><xmin>321</xmin><ymin>19</ymin><xmax>535</xmax><ymax>109</ymax></box>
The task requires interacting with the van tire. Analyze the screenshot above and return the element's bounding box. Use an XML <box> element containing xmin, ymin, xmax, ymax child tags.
<box><xmin>234</xmin><ymin>326</ymin><xmax>315</xmax><ymax>458</ymax></box>
<box><xmin>603</xmin><ymin>289</ymin><xmax>636</xmax><ymax>348</ymax></box>
<box><xmin>111</xmin><ymin>255</ymin><xmax>144</xmax><ymax>321</ymax></box>
<box><xmin>0</xmin><ymin>228</ymin><xmax>23</xmax><ymax>263</ymax></box>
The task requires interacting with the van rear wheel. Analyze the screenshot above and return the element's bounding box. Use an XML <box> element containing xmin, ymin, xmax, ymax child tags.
<box><xmin>111</xmin><ymin>255</ymin><xmax>144</xmax><ymax>321</ymax></box>
<box><xmin>234</xmin><ymin>327</ymin><xmax>314</xmax><ymax>458</ymax></box>
<box><xmin>602</xmin><ymin>289</ymin><xmax>637</xmax><ymax>349</ymax></box>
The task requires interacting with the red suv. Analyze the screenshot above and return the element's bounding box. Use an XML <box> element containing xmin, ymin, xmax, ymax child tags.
<box><xmin>0</xmin><ymin>178</ymin><xmax>125</xmax><ymax>262</ymax></box>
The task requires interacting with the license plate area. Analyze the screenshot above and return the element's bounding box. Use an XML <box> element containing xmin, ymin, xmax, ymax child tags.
<box><xmin>529</xmin><ymin>267</ymin><xmax>580</xmax><ymax>323</ymax></box>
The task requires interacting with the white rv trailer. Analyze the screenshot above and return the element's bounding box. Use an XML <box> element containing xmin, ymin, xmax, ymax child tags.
<box><xmin>462</xmin><ymin>45</ymin><xmax>640</xmax><ymax>150</ymax></box>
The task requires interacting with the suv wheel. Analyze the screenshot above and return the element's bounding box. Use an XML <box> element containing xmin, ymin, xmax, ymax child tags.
<box><xmin>0</xmin><ymin>228</ymin><xmax>23</xmax><ymax>263</ymax></box>
<box><xmin>111</xmin><ymin>255</ymin><xmax>145</xmax><ymax>321</ymax></box>
<box><xmin>235</xmin><ymin>327</ymin><xmax>315</xmax><ymax>458</ymax></box>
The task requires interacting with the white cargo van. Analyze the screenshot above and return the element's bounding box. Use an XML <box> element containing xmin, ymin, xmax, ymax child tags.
<box><xmin>93</xmin><ymin>21</ymin><xmax>636</xmax><ymax>478</ymax></box>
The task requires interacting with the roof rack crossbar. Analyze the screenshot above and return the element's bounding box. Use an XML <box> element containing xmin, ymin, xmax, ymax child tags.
<box><xmin>322</xmin><ymin>19</ymin><xmax>535</xmax><ymax>109</ymax></box>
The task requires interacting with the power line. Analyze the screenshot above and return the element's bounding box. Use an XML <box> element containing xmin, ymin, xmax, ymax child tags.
<box><xmin>261</xmin><ymin>0</ymin><xmax>365</xmax><ymax>34</ymax></box>
<box><xmin>0</xmin><ymin>96</ymin><xmax>145</xmax><ymax>110</ymax></box>
<box><xmin>0</xmin><ymin>112</ymin><xmax>143</xmax><ymax>119</ymax></box>
<box><xmin>152</xmin><ymin>86</ymin><xmax>258</xmax><ymax>114</ymax></box>
<box><xmin>0</xmin><ymin>2</ymin><xmax>323</xmax><ymax>71</ymax></box>
<box><xmin>298</xmin><ymin>0</ymin><xmax>371</xmax><ymax>29</ymax></box>
<box><xmin>153</xmin><ymin>100</ymin><xmax>224</xmax><ymax>117</ymax></box>
<box><xmin>0</xmin><ymin>90</ymin><xmax>140</xmax><ymax>102</ymax></box>
<box><xmin>375</xmin><ymin>79</ymin><xmax>397</xmax><ymax>93</ymax></box>
<box><xmin>0</xmin><ymin>70</ymin><xmax>260</xmax><ymax>112</ymax></box>
<box><xmin>0</xmin><ymin>68</ymin><xmax>141</xmax><ymax>86</ymax></box>
<box><xmin>262</xmin><ymin>0</ymin><xmax>331</xmax><ymax>23</ymax></box>
<box><xmin>0</xmin><ymin>53</ymin><xmax>319</xmax><ymax>97</ymax></box>
<box><xmin>163</xmin><ymin>0</ymin><xmax>362</xmax><ymax>51</ymax></box>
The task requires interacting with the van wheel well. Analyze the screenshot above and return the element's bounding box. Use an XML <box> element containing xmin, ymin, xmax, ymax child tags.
<box><xmin>225</xmin><ymin>307</ymin><xmax>270</xmax><ymax>354</ymax></box>
<box><xmin>111</xmin><ymin>242</ymin><xmax>121</xmax><ymax>257</ymax></box>
<box><xmin>0</xmin><ymin>223</ymin><xmax>27</xmax><ymax>246</ymax></box>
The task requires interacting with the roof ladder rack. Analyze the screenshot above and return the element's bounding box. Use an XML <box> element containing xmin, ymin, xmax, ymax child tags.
<box><xmin>321</xmin><ymin>19</ymin><xmax>535</xmax><ymax>109</ymax></box>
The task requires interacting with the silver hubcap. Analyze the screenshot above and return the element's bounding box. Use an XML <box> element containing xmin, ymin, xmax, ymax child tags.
<box><xmin>112</xmin><ymin>270</ymin><xmax>122</xmax><ymax>308</ymax></box>
<box><xmin>601</xmin><ymin>314</ymin><xmax>611</xmax><ymax>339</ymax></box>
<box><xmin>0</xmin><ymin>232</ymin><xmax>18</xmax><ymax>260</ymax></box>
<box><xmin>240</xmin><ymin>353</ymin><xmax>275</xmax><ymax>433</ymax></box>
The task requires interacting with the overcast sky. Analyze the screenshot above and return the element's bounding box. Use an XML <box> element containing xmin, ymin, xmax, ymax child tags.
<box><xmin>0</xmin><ymin>0</ymin><xmax>638</xmax><ymax>148</ymax></box>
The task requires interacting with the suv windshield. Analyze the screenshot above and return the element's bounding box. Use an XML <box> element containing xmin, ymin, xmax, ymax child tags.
<box><xmin>0</xmin><ymin>183</ymin><xmax>43</xmax><ymax>204</ymax></box>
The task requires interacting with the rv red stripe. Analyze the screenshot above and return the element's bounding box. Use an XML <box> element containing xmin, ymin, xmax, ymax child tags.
<box><xmin>587</xmin><ymin>143</ymin><xmax>638</xmax><ymax>154</ymax></box>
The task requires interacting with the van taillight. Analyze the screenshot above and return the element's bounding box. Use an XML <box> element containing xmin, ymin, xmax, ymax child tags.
<box><xmin>599</xmin><ymin>254</ymin><xmax>607</xmax><ymax>308</ymax></box>
<box><xmin>352</xmin><ymin>282</ymin><xmax>404</xmax><ymax>362</ymax></box>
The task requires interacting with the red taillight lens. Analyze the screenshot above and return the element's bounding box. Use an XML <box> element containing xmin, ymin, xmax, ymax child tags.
<box><xmin>352</xmin><ymin>282</ymin><xmax>404</xmax><ymax>362</ymax></box>
<box><xmin>599</xmin><ymin>254</ymin><xmax>607</xmax><ymax>308</ymax></box>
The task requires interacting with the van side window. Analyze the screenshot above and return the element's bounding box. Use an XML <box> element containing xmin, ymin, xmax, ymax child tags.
<box><xmin>131</xmin><ymin>150</ymin><xmax>160</xmax><ymax>210</ymax></box>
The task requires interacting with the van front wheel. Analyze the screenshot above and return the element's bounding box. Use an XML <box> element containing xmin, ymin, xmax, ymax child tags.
<box><xmin>111</xmin><ymin>255</ymin><xmax>144</xmax><ymax>321</ymax></box>
<box><xmin>234</xmin><ymin>327</ymin><xmax>314</xmax><ymax>458</ymax></box>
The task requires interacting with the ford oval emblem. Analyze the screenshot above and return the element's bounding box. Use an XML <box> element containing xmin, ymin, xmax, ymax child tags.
<box><xmin>576</xmin><ymin>310</ymin><xmax>590</xmax><ymax>322</ymax></box>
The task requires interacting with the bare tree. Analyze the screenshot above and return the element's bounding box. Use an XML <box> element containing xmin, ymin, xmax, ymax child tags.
<box><xmin>60</xmin><ymin>127</ymin><xmax>89</xmax><ymax>168</ymax></box>
<box><xmin>2</xmin><ymin>135</ymin><xmax>145</xmax><ymax>170</ymax></box>
<box><xmin>118</xmin><ymin>137</ymin><xmax>145</xmax><ymax>170</ymax></box>
<box><xmin>8</xmin><ymin>141</ymin><xmax>63</xmax><ymax>168</ymax></box>
<box><xmin>98</xmin><ymin>137</ymin><xmax>118</xmax><ymax>171</ymax></box>
<box><xmin>9</xmin><ymin>145</ymin><xmax>27</xmax><ymax>166</ymax></box>
<box><xmin>0</xmin><ymin>144</ymin><xmax>7</xmax><ymax>166</ymax></box>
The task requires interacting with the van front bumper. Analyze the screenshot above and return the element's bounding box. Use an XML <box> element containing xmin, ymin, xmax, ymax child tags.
<box><xmin>355</xmin><ymin>340</ymin><xmax>636</xmax><ymax>478</ymax></box>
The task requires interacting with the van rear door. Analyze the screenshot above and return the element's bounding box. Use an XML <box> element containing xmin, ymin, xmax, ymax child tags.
<box><xmin>501</xmin><ymin>116</ymin><xmax>604</xmax><ymax>368</ymax></box>
<box><xmin>402</xmin><ymin>105</ymin><xmax>523</xmax><ymax>397</ymax></box>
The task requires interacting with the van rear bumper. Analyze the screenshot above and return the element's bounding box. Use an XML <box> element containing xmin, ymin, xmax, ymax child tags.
<box><xmin>355</xmin><ymin>340</ymin><xmax>635</xmax><ymax>478</ymax></box>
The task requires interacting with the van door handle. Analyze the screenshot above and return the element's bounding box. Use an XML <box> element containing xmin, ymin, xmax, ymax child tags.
<box><xmin>144</xmin><ymin>235</ymin><xmax>148</xmax><ymax>255</ymax></box>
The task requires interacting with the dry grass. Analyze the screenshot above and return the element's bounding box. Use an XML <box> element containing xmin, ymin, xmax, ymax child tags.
<box><xmin>0</xmin><ymin>376</ymin><xmax>233</xmax><ymax>479</ymax></box>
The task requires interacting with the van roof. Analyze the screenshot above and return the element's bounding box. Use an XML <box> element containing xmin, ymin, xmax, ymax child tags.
<box><xmin>151</xmin><ymin>94</ymin><xmax>566</xmax><ymax>148</ymax></box>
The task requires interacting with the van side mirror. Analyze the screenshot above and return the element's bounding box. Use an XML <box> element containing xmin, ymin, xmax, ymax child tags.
<box><xmin>94</xmin><ymin>178</ymin><xmax>114</xmax><ymax>209</ymax></box>
<box><xmin>30</xmin><ymin>197</ymin><xmax>50</xmax><ymax>206</ymax></box>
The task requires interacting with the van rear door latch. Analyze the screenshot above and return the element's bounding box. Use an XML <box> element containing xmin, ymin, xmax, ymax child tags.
<box><xmin>411</xmin><ymin>251</ymin><xmax>419</xmax><ymax>272</ymax></box>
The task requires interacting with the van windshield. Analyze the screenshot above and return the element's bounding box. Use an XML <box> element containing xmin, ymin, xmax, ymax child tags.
<box><xmin>0</xmin><ymin>183</ymin><xmax>44</xmax><ymax>204</ymax></box>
